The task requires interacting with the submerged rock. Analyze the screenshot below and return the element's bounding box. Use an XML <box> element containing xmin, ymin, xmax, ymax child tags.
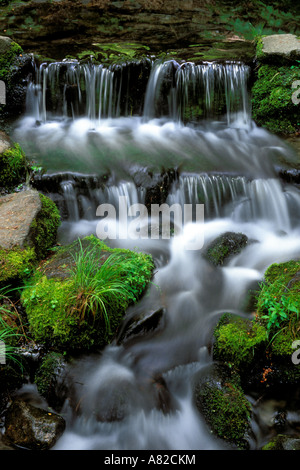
<box><xmin>117</xmin><ymin>307</ymin><xmax>165</xmax><ymax>346</ymax></box>
<box><xmin>204</xmin><ymin>231</ymin><xmax>248</xmax><ymax>267</ymax></box>
<box><xmin>3</xmin><ymin>399</ymin><xmax>65</xmax><ymax>450</ymax></box>
<box><xmin>34</xmin><ymin>352</ymin><xmax>70</xmax><ymax>412</ymax></box>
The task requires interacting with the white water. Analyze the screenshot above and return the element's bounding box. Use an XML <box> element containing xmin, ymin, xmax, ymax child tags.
<box><xmin>13</xmin><ymin>59</ymin><xmax>300</xmax><ymax>450</ymax></box>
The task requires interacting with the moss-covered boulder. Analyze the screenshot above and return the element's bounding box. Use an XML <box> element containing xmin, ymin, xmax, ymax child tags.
<box><xmin>252</xmin><ymin>35</ymin><xmax>300</xmax><ymax>135</ymax></box>
<box><xmin>0</xmin><ymin>142</ymin><xmax>27</xmax><ymax>189</ymax></box>
<box><xmin>194</xmin><ymin>363</ymin><xmax>252</xmax><ymax>449</ymax></box>
<box><xmin>34</xmin><ymin>352</ymin><xmax>69</xmax><ymax>412</ymax></box>
<box><xmin>0</xmin><ymin>246</ymin><xmax>36</xmax><ymax>285</ymax></box>
<box><xmin>213</xmin><ymin>260</ymin><xmax>300</xmax><ymax>389</ymax></box>
<box><xmin>204</xmin><ymin>232</ymin><xmax>248</xmax><ymax>267</ymax></box>
<box><xmin>0</xmin><ymin>36</ymin><xmax>33</xmax><ymax>117</ymax></box>
<box><xmin>256</xmin><ymin>260</ymin><xmax>300</xmax><ymax>365</ymax></box>
<box><xmin>21</xmin><ymin>235</ymin><xmax>154</xmax><ymax>352</ymax></box>
<box><xmin>213</xmin><ymin>313</ymin><xmax>268</xmax><ymax>369</ymax></box>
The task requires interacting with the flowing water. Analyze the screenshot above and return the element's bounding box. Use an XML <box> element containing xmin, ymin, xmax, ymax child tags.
<box><xmin>13</xmin><ymin>58</ymin><xmax>300</xmax><ymax>450</ymax></box>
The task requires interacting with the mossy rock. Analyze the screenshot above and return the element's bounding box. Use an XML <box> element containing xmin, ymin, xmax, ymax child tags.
<box><xmin>34</xmin><ymin>352</ymin><xmax>69</xmax><ymax>411</ymax></box>
<box><xmin>213</xmin><ymin>312</ymin><xmax>268</xmax><ymax>369</ymax></box>
<box><xmin>29</xmin><ymin>193</ymin><xmax>61</xmax><ymax>260</ymax></box>
<box><xmin>0</xmin><ymin>143</ymin><xmax>27</xmax><ymax>189</ymax></box>
<box><xmin>204</xmin><ymin>232</ymin><xmax>248</xmax><ymax>267</ymax></box>
<box><xmin>0</xmin><ymin>37</ymin><xmax>22</xmax><ymax>83</ymax></box>
<box><xmin>194</xmin><ymin>363</ymin><xmax>251</xmax><ymax>449</ymax></box>
<box><xmin>21</xmin><ymin>236</ymin><xmax>154</xmax><ymax>352</ymax></box>
<box><xmin>256</xmin><ymin>260</ymin><xmax>300</xmax><ymax>360</ymax></box>
<box><xmin>251</xmin><ymin>62</ymin><xmax>300</xmax><ymax>135</ymax></box>
<box><xmin>0</xmin><ymin>246</ymin><xmax>36</xmax><ymax>285</ymax></box>
<box><xmin>0</xmin><ymin>191</ymin><xmax>61</xmax><ymax>285</ymax></box>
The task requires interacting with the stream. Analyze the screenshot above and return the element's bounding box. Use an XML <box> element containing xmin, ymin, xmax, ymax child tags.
<box><xmin>12</xmin><ymin>58</ymin><xmax>300</xmax><ymax>450</ymax></box>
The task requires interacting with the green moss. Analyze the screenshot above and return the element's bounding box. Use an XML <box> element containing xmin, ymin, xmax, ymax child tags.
<box><xmin>251</xmin><ymin>64</ymin><xmax>300</xmax><ymax>135</ymax></box>
<box><xmin>77</xmin><ymin>42</ymin><xmax>150</xmax><ymax>65</ymax></box>
<box><xmin>256</xmin><ymin>260</ymin><xmax>300</xmax><ymax>358</ymax></box>
<box><xmin>0</xmin><ymin>246</ymin><xmax>36</xmax><ymax>284</ymax></box>
<box><xmin>264</xmin><ymin>260</ymin><xmax>300</xmax><ymax>284</ymax></box>
<box><xmin>29</xmin><ymin>194</ymin><xmax>61</xmax><ymax>260</ymax></box>
<box><xmin>195</xmin><ymin>365</ymin><xmax>251</xmax><ymax>448</ymax></box>
<box><xmin>0</xmin><ymin>40</ymin><xmax>22</xmax><ymax>83</ymax></box>
<box><xmin>21</xmin><ymin>236</ymin><xmax>154</xmax><ymax>351</ymax></box>
<box><xmin>204</xmin><ymin>232</ymin><xmax>248</xmax><ymax>267</ymax></box>
<box><xmin>213</xmin><ymin>313</ymin><xmax>268</xmax><ymax>368</ymax></box>
<box><xmin>34</xmin><ymin>351</ymin><xmax>66</xmax><ymax>401</ymax></box>
<box><xmin>0</xmin><ymin>143</ymin><xmax>27</xmax><ymax>188</ymax></box>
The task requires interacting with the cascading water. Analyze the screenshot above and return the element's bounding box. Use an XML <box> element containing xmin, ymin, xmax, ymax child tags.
<box><xmin>13</xmin><ymin>57</ymin><xmax>300</xmax><ymax>450</ymax></box>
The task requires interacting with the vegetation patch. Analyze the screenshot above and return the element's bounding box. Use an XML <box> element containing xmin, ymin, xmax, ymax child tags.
<box><xmin>0</xmin><ymin>246</ymin><xmax>36</xmax><ymax>285</ymax></box>
<box><xmin>204</xmin><ymin>232</ymin><xmax>248</xmax><ymax>267</ymax></box>
<box><xmin>194</xmin><ymin>364</ymin><xmax>251</xmax><ymax>448</ymax></box>
<box><xmin>251</xmin><ymin>63</ymin><xmax>300</xmax><ymax>135</ymax></box>
<box><xmin>76</xmin><ymin>42</ymin><xmax>151</xmax><ymax>65</ymax></box>
<box><xmin>213</xmin><ymin>313</ymin><xmax>268</xmax><ymax>368</ymax></box>
<box><xmin>29</xmin><ymin>193</ymin><xmax>61</xmax><ymax>260</ymax></box>
<box><xmin>0</xmin><ymin>143</ymin><xmax>27</xmax><ymax>189</ymax></box>
<box><xmin>256</xmin><ymin>260</ymin><xmax>300</xmax><ymax>358</ymax></box>
<box><xmin>0</xmin><ymin>39</ymin><xmax>22</xmax><ymax>83</ymax></box>
<box><xmin>21</xmin><ymin>236</ymin><xmax>154</xmax><ymax>352</ymax></box>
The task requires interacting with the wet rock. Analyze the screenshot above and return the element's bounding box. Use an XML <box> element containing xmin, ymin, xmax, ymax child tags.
<box><xmin>203</xmin><ymin>231</ymin><xmax>248</xmax><ymax>266</ymax></box>
<box><xmin>135</xmin><ymin>169</ymin><xmax>178</xmax><ymax>211</ymax></box>
<box><xmin>4</xmin><ymin>399</ymin><xmax>65</xmax><ymax>449</ymax></box>
<box><xmin>0</xmin><ymin>365</ymin><xmax>25</xmax><ymax>426</ymax></box>
<box><xmin>34</xmin><ymin>352</ymin><xmax>70</xmax><ymax>412</ymax></box>
<box><xmin>117</xmin><ymin>307</ymin><xmax>165</xmax><ymax>345</ymax></box>
<box><xmin>262</xmin><ymin>434</ymin><xmax>300</xmax><ymax>450</ymax></box>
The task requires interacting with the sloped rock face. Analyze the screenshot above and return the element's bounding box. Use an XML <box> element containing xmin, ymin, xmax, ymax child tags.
<box><xmin>0</xmin><ymin>131</ymin><xmax>11</xmax><ymax>154</ymax></box>
<box><xmin>0</xmin><ymin>190</ymin><xmax>41</xmax><ymax>250</ymax></box>
<box><xmin>3</xmin><ymin>399</ymin><xmax>65</xmax><ymax>449</ymax></box>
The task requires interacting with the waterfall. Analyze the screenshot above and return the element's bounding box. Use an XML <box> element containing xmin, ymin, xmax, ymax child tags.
<box><xmin>25</xmin><ymin>58</ymin><xmax>250</xmax><ymax>125</ymax></box>
<box><xmin>27</xmin><ymin>60</ymin><xmax>118</xmax><ymax>122</ymax></box>
<box><xmin>167</xmin><ymin>174</ymin><xmax>300</xmax><ymax>231</ymax></box>
<box><xmin>12</xmin><ymin>54</ymin><xmax>300</xmax><ymax>451</ymax></box>
<box><xmin>143</xmin><ymin>60</ymin><xmax>251</xmax><ymax>124</ymax></box>
<box><xmin>60</xmin><ymin>178</ymin><xmax>145</xmax><ymax>222</ymax></box>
